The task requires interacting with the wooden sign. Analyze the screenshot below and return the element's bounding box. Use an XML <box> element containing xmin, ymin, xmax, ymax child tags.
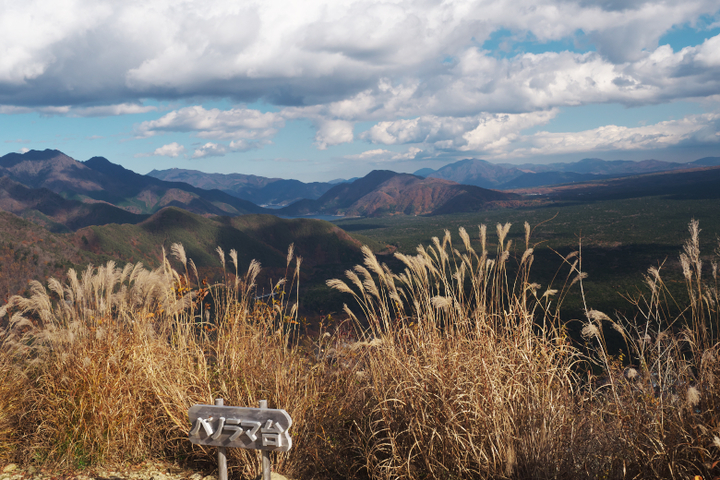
<box><xmin>188</xmin><ymin>404</ymin><xmax>293</xmax><ymax>452</ymax></box>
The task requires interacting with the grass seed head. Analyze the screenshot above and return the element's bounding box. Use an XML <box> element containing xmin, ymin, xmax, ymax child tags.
<box><xmin>686</xmin><ymin>386</ymin><xmax>701</xmax><ymax>407</ymax></box>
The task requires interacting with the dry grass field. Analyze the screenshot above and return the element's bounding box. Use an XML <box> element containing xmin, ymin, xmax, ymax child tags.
<box><xmin>1</xmin><ymin>220</ymin><xmax>719</xmax><ymax>479</ymax></box>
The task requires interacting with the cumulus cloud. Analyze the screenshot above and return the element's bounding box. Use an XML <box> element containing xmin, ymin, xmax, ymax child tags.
<box><xmin>0</xmin><ymin>105</ymin><xmax>71</xmax><ymax>115</ymax></box>
<box><xmin>461</xmin><ymin>110</ymin><xmax>559</xmax><ymax>152</ymax></box>
<box><xmin>192</xmin><ymin>142</ymin><xmax>227</xmax><ymax>159</ymax></box>
<box><xmin>362</xmin><ymin>110</ymin><xmax>558</xmax><ymax>153</ymax></box>
<box><xmin>362</xmin><ymin>116</ymin><xmax>479</xmax><ymax>146</ymax></box>
<box><xmin>517</xmin><ymin>112</ymin><xmax>720</xmax><ymax>157</ymax></box>
<box><xmin>346</xmin><ymin>147</ymin><xmax>423</xmax><ymax>162</ymax></box>
<box><xmin>358</xmin><ymin>109</ymin><xmax>720</xmax><ymax>160</ymax></box>
<box><xmin>2</xmin><ymin>0</ymin><xmax>720</xmax><ymax>166</ymax></box>
<box><xmin>0</xmin><ymin>0</ymin><xmax>718</xmax><ymax>110</ymax></box>
<box><xmin>315</xmin><ymin>120</ymin><xmax>354</xmax><ymax>149</ymax></box>
<box><xmin>0</xmin><ymin>103</ymin><xmax>155</xmax><ymax>117</ymax></box>
<box><xmin>73</xmin><ymin>103</ymin><xmax>157</xmax><ymax>117</ymax></box>
<box><xmin>153</xmin><ymin>142</ymin><xmax>186</xmax><ymax>157</ymax></box>
<box><xmin>136</xmin><ymin>106</ymin><xmax>284</xmax><ymax>142</ymax></box>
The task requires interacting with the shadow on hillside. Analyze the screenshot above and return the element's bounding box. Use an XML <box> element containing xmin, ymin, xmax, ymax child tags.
<box><xmin>334</xmin><ymin>223</ymin><xmax>387</xmax><ymax>231</ymax></box>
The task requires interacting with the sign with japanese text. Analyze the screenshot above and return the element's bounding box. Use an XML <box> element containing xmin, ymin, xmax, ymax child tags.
<box><xmin>188</xmin><ymin>404</ymin><xmax>292</xmax><ymax>452</ymax></box>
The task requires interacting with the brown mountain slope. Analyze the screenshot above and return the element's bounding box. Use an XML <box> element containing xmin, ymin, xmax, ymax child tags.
<box><xmin>0</xmin><ymin>176</ymin><xmax>147</xmax><ymax>232</ymax></box>
<box><xmin>0</xmin><ymin>149</ymin><xmax>104</xmax><ymax>193</ymax></box>
<box><xmin>280</xmin><ymin>170</ymin><xmax>519</xmax><ymax>217</ymax></box>
<box><xmin>427</xmin><ymin>158</ymin><xmax>523</xmax><ymax>188</ymax></box>
<box><xmin>508</xmin><ymin>165</ymin><xmax>720</xmax><ymax>201</ymax></box>
<box><xmin>148</xmin><ymin>168</ymin><xmax>334</xmax><ymax>206</ymax></box>
<box><xmin>0</xmin><ymin>211</ymin><xmax>99</xmax><ymax>302</ymax></box>
<box><xmin>0</xmin><ymin>149</ymin><xmax>268</xmax><ymax>217</ymax></box>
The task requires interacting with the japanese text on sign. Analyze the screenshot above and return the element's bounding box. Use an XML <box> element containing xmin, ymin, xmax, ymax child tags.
<box><xmin>188</xmin><ymin>404</ymin><xmax>292</xmax><ymax>452</ymax></box>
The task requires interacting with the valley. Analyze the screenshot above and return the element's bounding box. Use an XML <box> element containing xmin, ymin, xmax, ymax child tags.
<box><xmin>1</xmin><ymin>148</ymin><xmax>719</xmax><ymax>325</ymax></box>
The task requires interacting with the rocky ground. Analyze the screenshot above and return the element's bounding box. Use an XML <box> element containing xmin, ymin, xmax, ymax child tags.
<box><xmin>0</xmin><ymin>463</ymin><xmax>291</xmax><ymax>480</ymax></box>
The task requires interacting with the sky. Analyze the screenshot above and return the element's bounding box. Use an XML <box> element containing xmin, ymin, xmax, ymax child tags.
<box><xmin>1</xmin><ymin>0</ymin><xmax>720</xmax><ymax>182</ymax></box>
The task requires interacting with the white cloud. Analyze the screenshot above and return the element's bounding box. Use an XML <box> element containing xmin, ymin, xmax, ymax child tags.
<box><xmin>346</xmin><ymin>149</ymin><xmax>394</xmax><ymax>160</ymax></box>
<box><xmin>346</xmin><ymin>147</ymin><xmax>424</xmax><ymax>162</ymax></box>
<box><xmin>1</xmin><ymin>0</ymin><xmax>720</xmax><ymax>167</ymax></box>
<box><xmin>516</xmin><ymin>112</ymin><xmax>720</xmax><ymax>157</ymax></box>
<box><xmin>19</xmin><ymin>147</ymin><xmax>29</xmax><ymax>154</ymax></box>
<box><xmin>228</xmin><ymin>140</ymin><xmax>262</xmax><ymax>152</ymax></box>
<box><xmin>314</xmin><ymin>120</ymin><xmax>354</xmax><ymax>150</ymax></box>
<box><xmin>362</xmin><ymin>110</ymin><xmax>558</xmax><ymax>153</ymax></box>
<box><xmin>143</xmin><ymin>139</ymin><xmax>257</xmax><ymax>159</ymax></box>
<box><xmin>461</xmin><ymin>110</ymin><xmax>559</xmax><ymax>152</ymax></box>
<box><xmin>73</xmin><ymin>103</ymin><xmax>157</xmax><ymax>117</ymax></box>
<box><xmin>277</xmin><ymin>34</ymin><xmax>720</xmax><ymax>136</ymax></box>
<box><xmin>362</xmin><ymin>116</ymin><xmax>478</xmax><ymax>146</ymax></box>
<box><xmin>0</xmin><ymin>0</ymin><xmax>113</xmax><ymax>85</ymax></box>
<box><xmin>153</xmin><ymin>142</ymin><xmax>185</xmax><ymax>157</ymax></box>
<box><xmin>1</xmin><ymin>0</ymin><xmax>718</xmax><ymax>110</ymax></box>
<box><xmin>192</xmin><ymin>142</ymin><xmax>227</xmax><ymax>159</ymax></box>
<box><xmin>357</xmin><ymin>108</ymin><xmax>720</xmax><ymax>160</ymax></box>
<box><xmin>136</xmin><ymin>105</ymin><xmax>284</xmax><ymax>141</ymax></box>
<box><xmin>0</xmin><ymin>103</ymin><xmax>155</xmax><ymax>117</ymax></box>
<box><xmin>0</xmin><ymin>105</ymin><xmax>71</xmax><ymax>115</ymax></box>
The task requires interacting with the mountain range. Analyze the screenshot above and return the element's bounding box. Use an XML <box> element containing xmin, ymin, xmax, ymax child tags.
<box><xmin>0</xmin><ymin>204</ymin><xmax>382</xmax><ymax>307</ymax></box>
<box><xmin>2</xmin><ymin>149</ymin><xmax>719</xmax><ymax>232</ymax></box>
<box><xmin>416</xmin><ymin>156</ymin><xmax>720</xmax><ymax>190</ymax></box>
<box><xmin>0</xmin><ymin>149</ymin><xmax>266</xmax><ymax>217</ymax></box>
<box><xmin>0</xmin><ymin>150</ymin><xmax>521</xmax><ymax>227</ymax></box>
<box><xmin>148</xmin><ymin>168</ymin><xmax>335</xmax><ymax>206</ymax></box>
<box><xmin>150</xmin><ymin>156</ymin><xmax>720</xmax><ymax>202</ymax></box>
<box><xmin>1</xmin><ymin>147</ymin><xmax>719</xmax><ymax>312</ymax></box>
<box><xmin>278</xmin><ymin>170</ymin><xmax>519</xmax><ymax>217</ymax></box>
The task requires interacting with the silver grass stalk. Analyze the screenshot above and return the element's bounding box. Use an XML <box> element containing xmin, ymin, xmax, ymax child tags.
<box><xmin>496</xmin><ymin>222</ymin><xmax>511</xmax><ymax>249</ymax></box>
<box><xmin>458</xmin><ymin>226</ymin><xmax>473</xmax><ymax>254</ymax></box>
<box><xmin>479</xmin><ymin>224</ymin><xmax>487</xmax><ymax>255</ymax></box>
<box><xmin>230</xmin><ymin>249</ymin><xmax>239</xmax><ymax>275</ymax></box>
<box><xmin>345</xmin><ymin>270</ymin><xmax>365</xmax><ymax>294</ymax></box>
<box><xmin>521</xmin><ymin>248</ymin><xmax>534</xmax><ymax>265</ymax></box>
<box><xmin>327</xmin><ymin>279</ymin><xmax>355</xmax><ymax>295</ymax></box>
<box><xmin>524</xmin><ymin>221</ymin><xmax>531</xmax><ymax>249</ymax></box>
<box><xmin>588</xmin><ymin>309</ymin><xmax>611</xmax><ymax>324</ymax></box>
<box><xmin>171</xmin><ymin>243</ymin><xmax>187</xmax><ymax>269</ymax></box>
<box><xmin>363</xmin><ymin>246</ymin><xmax>385</xmax><ymax>279</ymax></box>
<box><xmin>246</xmin><ymin>259</ymin><xmax>261</xmax><ymax>287</ymax></box>
<box><xmin>189</xmin><ymin>259</ymin><xmax>199</xmax><ymax>284</ymax></box>
<box><xmin>286</xmin><ymin>243</ymin><xmax>294</xmax><ymax>267</ymax></box>
<box><xmin>216</xmin><ymin>245</ymin><xmax>226</xmax><ymax>270</ymax></box>
<box><xmin>581</xmin><ymin>323</ymin><xmax>601</xmax><ymax>340</ymax></box>
<box><xmin>431</xmin><ymin>296</ymin><xmax>452</xmax><ymax>310</ymax></box>
<box><xmin>686</xmin><ymin>386</ymin><xmax>701</xmax><ymax>407</ymax></box>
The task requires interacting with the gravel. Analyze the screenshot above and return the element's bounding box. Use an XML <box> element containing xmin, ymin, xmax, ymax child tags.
<box><xmin>0</xmin><ymin>462</ymin><xmax>211</xmax><ymax>480</ymax></box>
<box><xmin>0</xmin><ymin>462</ymin><xmax>292</xmax><ymax>480</ymax></box>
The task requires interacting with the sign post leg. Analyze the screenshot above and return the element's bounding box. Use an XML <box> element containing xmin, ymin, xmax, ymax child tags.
<box><xmin>216</xmin><ymin>398</ymin><xmax>228</xmax><ymax>480</ymax></box>
<box><xmin>260</xmin><ymin>400</ymin><xmax>271</xmax><ymax>480</ymax></box>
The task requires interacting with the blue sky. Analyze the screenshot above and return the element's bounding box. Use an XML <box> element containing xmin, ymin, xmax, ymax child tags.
<box><xmin>1</xmin><ymin>1</ymin><xmax>719</xmax><ymax>182</ymax></box>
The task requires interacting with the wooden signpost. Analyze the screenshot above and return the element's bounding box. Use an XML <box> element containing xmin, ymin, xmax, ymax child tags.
<box><xmin>189</xmin><ymin>399</ymin><xmax>292</xmax><ymax>480</ymax></box>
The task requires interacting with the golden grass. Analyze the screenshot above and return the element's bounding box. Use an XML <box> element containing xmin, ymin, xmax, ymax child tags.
<box><xmin>0</xmin><ymin>221</ymin><xmax>719</xmax><ymax>479</ymax></box>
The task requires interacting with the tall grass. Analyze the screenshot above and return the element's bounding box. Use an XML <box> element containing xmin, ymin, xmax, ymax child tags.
<box><xmin>326</xmin><ymin>223</ymin><xmax>581</xmax><ymax>479</ymax></box>
<box><xmin>573</xmin><ymin>219</ymin><xmax>720</xmax><ymax>479</ymax></box>
<box><xmin>0</xmin><ymin>243</ymin><xmax>321</xmax><ymax>478</ymax></box>
<box><xmin>0</xmin><ymin>220</ymin><xmax>719</xmax><ymax>479</ymax></box>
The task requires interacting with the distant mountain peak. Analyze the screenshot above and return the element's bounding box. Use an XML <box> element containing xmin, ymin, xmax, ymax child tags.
<box><xmin>280</xmin><ymin>168</ymin><xmax>517</xmax><ymax>217</ymax></box>
<box><xmin>0</xmin><ymin>149</ymin><xmax>72</xmax><ymax>168</ymax></box>
<box><xmin>0</xmin><ymin>149</ymin><xmax>268</xmax><ymax>219</ymax></box>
